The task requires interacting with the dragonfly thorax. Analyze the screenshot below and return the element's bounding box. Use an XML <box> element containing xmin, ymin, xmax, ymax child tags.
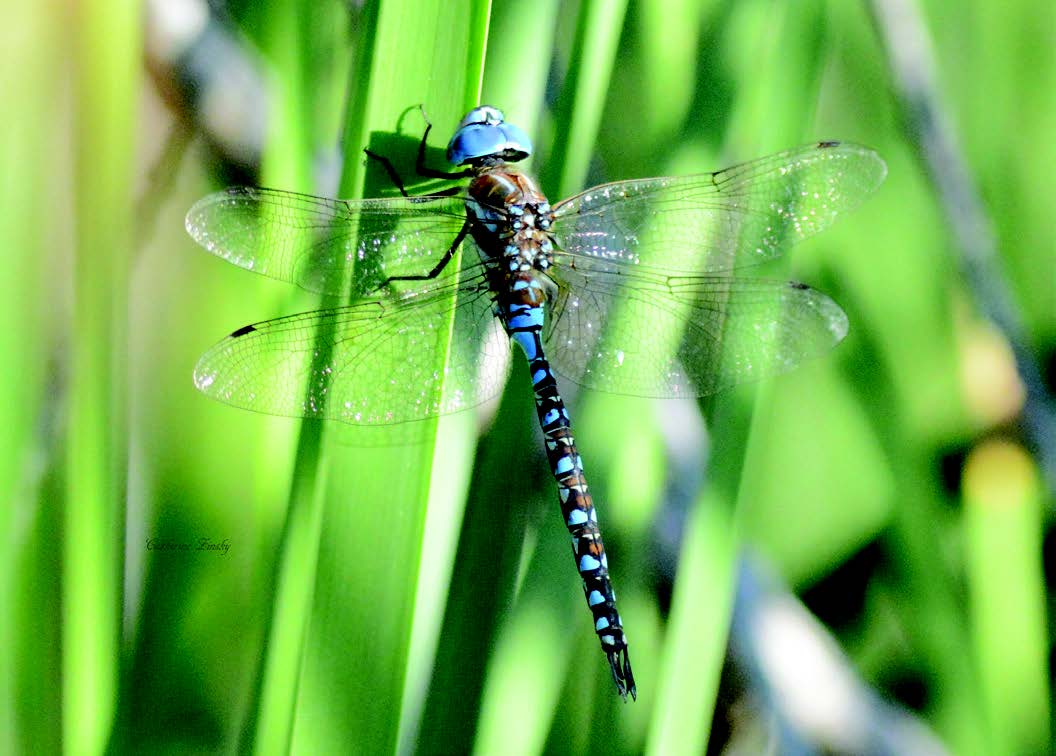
<box><xmin>467</xmin><ymin>167</ymin><xmax>556</xmax><ymax>273</ymax></box>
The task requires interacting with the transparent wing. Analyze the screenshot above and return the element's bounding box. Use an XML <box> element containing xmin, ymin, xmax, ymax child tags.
<box><xmin>551</xmin><ymin>142</ymin><xmax>886</xmax><ymax>274</ymax></box>
<box><xmin>193</xmin><ymin>278</ymin><xmax>508</xmax><ymax>425</ymax></box>
<box><xmin>186</xmin><ymin>186</ymin><xmax>472</xmax><ymax>297</ymax></box>
<box><xmin>543</xmin><ymin>266</ymin><xmax>847</xmax><ymax>397</ymax></box>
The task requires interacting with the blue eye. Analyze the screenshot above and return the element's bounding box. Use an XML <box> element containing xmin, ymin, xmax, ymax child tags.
<box><xmin>446</xmin><ymin>105</ymin><xmax>533</xmax><ymax>166</ymax></box>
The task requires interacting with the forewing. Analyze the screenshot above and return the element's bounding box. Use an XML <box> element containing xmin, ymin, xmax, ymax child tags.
<box><xmin>193</xmin><ymin>281</ymin><xmax>507</xmax><ymax>425</ymax></box>
<box><xmin>544</xmin><ymin>266</ymin><xmax>847</xmax><ymax>397</ymax></box>
<box><xmin>551</xmin><ymin>142</ymin><xmax>886</xmax><ymax>274</ymax></box>
<box><xmin>186</xmin><ymin>187</ymin><xmax>470</xmax><ymax>297</ymax></box>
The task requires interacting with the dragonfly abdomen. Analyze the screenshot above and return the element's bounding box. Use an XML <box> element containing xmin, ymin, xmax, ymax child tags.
<box><xmin>501</xmin><ymin>275</ymin><xmax>637</xmax><ymax>701</ymax></box>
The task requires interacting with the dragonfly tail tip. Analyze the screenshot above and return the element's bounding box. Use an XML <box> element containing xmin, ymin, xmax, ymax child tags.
<box><xmin>608</xmin><ymin>648</ymin><xmax>637</xmax><ymax>702</ymax></box>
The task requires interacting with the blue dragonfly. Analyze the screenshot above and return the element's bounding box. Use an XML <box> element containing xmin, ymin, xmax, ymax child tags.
<box><xmin>187</xmin><ymin>106</ymin><xmax>886</xmax><ymax>700</ymax></box>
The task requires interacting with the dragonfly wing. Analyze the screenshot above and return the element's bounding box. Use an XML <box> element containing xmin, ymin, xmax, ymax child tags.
<box><xmin>194</xmin><ymin>279</ymin><xmax>506</xmax><ymax>424</ymax></box>
<box><xmin>543</xmin><ymin>267</ymin><xmax>847</xmax><ymax>398</ymax></box>
<box><xmin>551</xmin><ymin>142</ymin><xmax>886</xmax><ymax>274</ymax></box>
<box><xmin>186</xmin><ymin>187</ymin><xmax>471</xmax><ymax>297</ymax></box>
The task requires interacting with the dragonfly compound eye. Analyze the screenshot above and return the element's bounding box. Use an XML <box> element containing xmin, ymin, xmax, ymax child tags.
<box><xmin>447</xmin><ymin>105</ymin><xmax>533</xmax><ymax>166</ymax></box>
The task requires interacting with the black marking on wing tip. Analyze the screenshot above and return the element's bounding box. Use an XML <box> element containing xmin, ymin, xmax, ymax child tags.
<box><xmin>817</xmin><ymin>140</ymin><xmax>841</xmax><ymax>149</ymax></box>
<box><xmin>788</xmin><ymin>280</ymin><xmax>810</xmax><ymax>290</ymax></box>
<box><xmin>230</xmin><ymin>324</ymin><xmax>258</xmax><ymax>338</ymax></box>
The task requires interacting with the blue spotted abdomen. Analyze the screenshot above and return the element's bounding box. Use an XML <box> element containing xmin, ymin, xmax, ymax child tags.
<box><xmin>499</xmin><ymin>270</ymin><xmax>636</xmax><ymax>700</ymax></box>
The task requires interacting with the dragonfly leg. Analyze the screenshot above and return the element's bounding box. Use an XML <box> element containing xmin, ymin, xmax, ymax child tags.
<box><xmin>363</xmin><ymin>148</ymin><xmax>413</xmax><ymax>197</ymax></box>
<box><xmin>364</xmin><ymin>148</ymin><xmax>463</xmax><ymax>199</ymax></box>
<box><xmin>415</xmin><ymin>106</ymin><xmax>473</xmax><ymax>181</ymax></box>
<box><xmin>382</xmin><ymin>219</ymin><xmax>470</xmax><ymax>285</ymax></box>
<box><xmin>364</xmin><ymin>106</ymin><xmax>469</xmax><ymax>195</ymax></box>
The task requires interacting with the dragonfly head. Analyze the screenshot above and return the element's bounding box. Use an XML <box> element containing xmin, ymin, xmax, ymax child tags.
<box><xmin>447</xmin><ymin>106</ymin><xmax>532</xmax><ymax>167</ymax></box>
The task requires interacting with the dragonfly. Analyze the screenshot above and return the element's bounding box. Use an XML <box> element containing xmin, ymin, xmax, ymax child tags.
<box><xmin>187</xmin><ymin>105</ymin><xmax>887</xmax><ymax>700</ymax></box>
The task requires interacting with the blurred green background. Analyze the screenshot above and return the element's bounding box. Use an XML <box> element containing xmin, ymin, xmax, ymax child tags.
<box><xmin>3</xmin><ymin>0</ymin><xmax>1053</xmax><ymax>753</ymax></box>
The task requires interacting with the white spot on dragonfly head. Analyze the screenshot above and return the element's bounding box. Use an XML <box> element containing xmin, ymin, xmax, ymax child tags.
<box><xmin>615</xmin><ymin>350</ymin><xmax>624</xmax><ymax>367</ymax></box>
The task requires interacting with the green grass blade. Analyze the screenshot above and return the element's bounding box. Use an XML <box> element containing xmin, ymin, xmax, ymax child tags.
<box><xmin>963</xmin><ymin>440</ymin><xmax>1051</xmax><ymax>754</ymax></box>
<box><xmin>482</xmin><ymin>0</ymin><xmax>561</xmax><ymax>128</ymax></box>
<box><xmin>65</xmin><ymin>1</ymin><xmax>140</xmax><ymax>753</ymax></box>
<box><xmin>544</xmin><ymin>0</ymin><xmax>630</xmax><ymax>199</ymax></box>
<box><xmin>249</xmin><ymin>4</ymin><xmax>492</xmax><ymax>753</ymax></box>
<box><xmin>240</xmin><ymin>4</ymin><xmax>346</xmax><ymax>753</ymax></box>
<box><xmin>634</xmin><ymin>2</ymin><xmax>832</xmax><ymax>747</ymax></box>
<box><xmin>1</xmin><ymin>4</ymin><xmax>65</xmax><ymax>753</ymax></box>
